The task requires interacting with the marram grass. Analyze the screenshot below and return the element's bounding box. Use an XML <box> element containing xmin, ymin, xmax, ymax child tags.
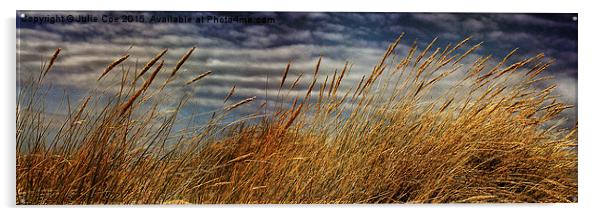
<box><xmin>16</xmin><ymin>34</ymin><xmax>577</xmax><ymax>204</ymax></box>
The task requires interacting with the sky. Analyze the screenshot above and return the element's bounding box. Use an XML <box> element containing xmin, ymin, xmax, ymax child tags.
<box><xmin>16</xmin><ymin>11</ymin><xmax>578</xmax><ymax>129</ymax></box>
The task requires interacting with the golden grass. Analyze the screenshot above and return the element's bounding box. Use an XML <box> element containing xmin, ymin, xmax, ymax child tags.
<box><xmin>16</xmin><ymin>34</ymin><xmax>577</xmax><ymax>204</ymax></box>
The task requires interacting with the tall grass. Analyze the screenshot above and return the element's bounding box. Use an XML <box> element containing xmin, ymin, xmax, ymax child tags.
<box><xmin>16</xmin><ymin>35</ymin><xmax>577</xmax><ymax>204</ymax></box>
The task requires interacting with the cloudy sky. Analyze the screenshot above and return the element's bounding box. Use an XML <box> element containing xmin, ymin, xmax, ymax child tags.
<box><xmin>16</xmin><ymin>11</ymin><xmax>578</xmax><ymax>128</ymax></box>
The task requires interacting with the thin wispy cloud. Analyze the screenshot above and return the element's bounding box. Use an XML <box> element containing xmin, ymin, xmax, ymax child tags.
<box><xmin>16</xmin><ymin>11</ymin><xmax>577</xmax><ymax>127</ymax></box>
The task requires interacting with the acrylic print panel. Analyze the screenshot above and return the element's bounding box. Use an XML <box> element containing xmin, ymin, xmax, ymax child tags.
<box><xmin>16</xmin><ymin>11</ymin><xmax>578</xmax><ymax>204</ymax></box>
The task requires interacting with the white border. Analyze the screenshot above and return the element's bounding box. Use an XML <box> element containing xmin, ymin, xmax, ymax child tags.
<box><xmin>2</xmin><ymin>1</ymin><xmax>599</xmax><ymax>216</ymax></box>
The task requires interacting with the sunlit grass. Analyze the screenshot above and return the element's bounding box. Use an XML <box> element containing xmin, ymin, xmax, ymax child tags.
<box><xmin>16</xmin><ymin>34</ymin><xmax>577</xmax><ymax>204</ymax></box>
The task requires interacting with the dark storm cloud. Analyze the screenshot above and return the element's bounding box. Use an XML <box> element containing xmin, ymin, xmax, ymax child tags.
<box><xmin>16</xmin><ymin>11</ymin><xmax>577</xmax><ymax>126</ymax></box>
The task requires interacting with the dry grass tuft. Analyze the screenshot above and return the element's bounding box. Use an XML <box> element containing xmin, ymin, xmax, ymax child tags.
<box><xmin>16</xmin><ymin>34</ymin><xmax>577</xmax><ymax>204</ymax></box>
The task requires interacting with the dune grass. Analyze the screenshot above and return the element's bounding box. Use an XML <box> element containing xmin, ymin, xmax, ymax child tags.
<box><xmin>16</xmin><ymin>34</ymin><xmax>577</xmax><ymax>204</ymax></box>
